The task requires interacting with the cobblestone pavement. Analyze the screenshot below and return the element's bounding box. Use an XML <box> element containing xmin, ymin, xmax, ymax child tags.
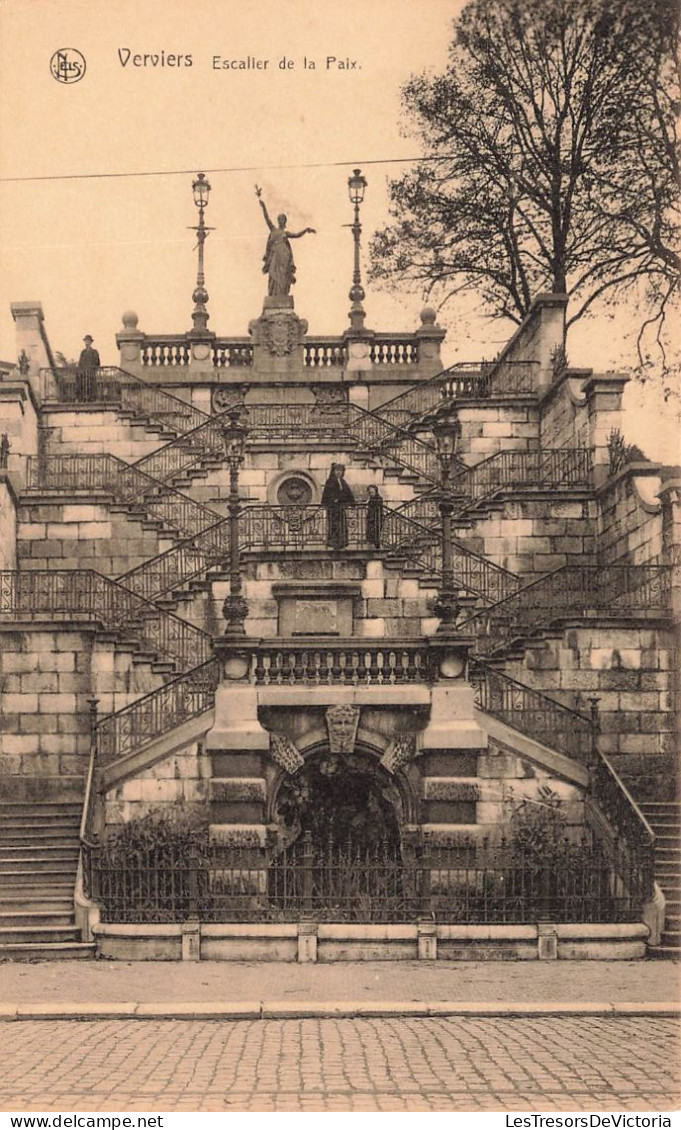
<box><xmin>1</xmin><ymin>1016</ymin><xmax>679</xmax><ymax>1113</ymax></box>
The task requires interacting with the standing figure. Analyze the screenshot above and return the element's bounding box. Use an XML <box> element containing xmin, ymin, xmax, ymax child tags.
<box><xmin>365</xmin><ymin>485</ymin><xmax>384</xmax><ymax>549</ymax></box>
<box><xmin>76</xmin><ymin>335</ymin><xmax>100</xmax><ymax>402</ymax></box>
<box><xmin>321</xmin><ymin>463</ymin><xmax>356</xmax><ymax>550</ymax></box>
<box><xmin>255</xmin><ymin>185</ymin><xmax>315</xmax><ymax>296</ymax></box>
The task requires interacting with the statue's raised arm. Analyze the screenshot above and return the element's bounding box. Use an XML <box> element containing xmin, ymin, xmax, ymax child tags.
<box><xmin>255</xmin><ymin>184</ymin><xmax>274</xmax><ymax>232</ymax></box>
<box><xmin>256</xmin><ymin>187</ymin><xmax>316</xmax><ymax>297</ymax></box>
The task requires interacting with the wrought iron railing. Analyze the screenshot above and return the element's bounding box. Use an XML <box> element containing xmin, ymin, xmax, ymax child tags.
<box><xmin>466</xmin><ymin>563</ymin><xmax>672</xmax><ymax>657</ymax></box>
<box><xmin>118</xmin><ymin>502</ymin><xmax>518</xmax><ymax>606</ymax></box>
<box><xmin>469</xmin><ymin>659</ymin><xmax>595</xmax><ymax>764</ymax></box>
<box><xmin>42</xmin><ymin>366</ymin><xmax>208</xmax><ymax>434</ymax></box>
<box><xmin>125</xmin><ymin>411</ymin><xmax>227</xmax><ymax>487</ymax></box>
<box><xmin>469</xmin><ymin>658</ymin><xmax>655</xmax><ymax>887</ymax></box>
<box><xmin>588</xmin><ymin>753</ymin><xmax>655</xmax><ymax>875</ymax></box>
<box><xmin>372</xmin><ymin>360</ymin><xmax>540</xmax><ymax>426</ymax></box>
<box><xmin>449</xmin><ymin>447</ymin><xmax>592</xmax><ymax>504</ymax></box>
<box><xmin>346</xmin><ymin>404</ymin><xmax>442</xmax><ymax>484</ymax></box>
<box><xmin>95</xmin><ymin>658</ymin><xmax>220</xmax><ymax>767</ymax></box>
<box><xmin>25</xmin><ymin>454</ymin><xmax>221</xmax><ymax>539</ymax></box>
<box><xmin>84</xmin><ymin>834</ymin><xmax>647</xmax><ymax>925</ymax></box>
<box><xmin>0</xmin><ymin>570</ymin><xmax>211</xmax><ymax>670</ymax></box>
<box><xmin>251</xmin><ymin>640</ymin><xmax>429</xmax><ymax>686</ymax></box>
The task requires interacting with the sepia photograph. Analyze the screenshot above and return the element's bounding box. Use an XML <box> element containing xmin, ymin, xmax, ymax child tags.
<box><xmin>0</xmin><ymin>0</ymin><xmax>679</xmax><ymax>1116</ymax></box>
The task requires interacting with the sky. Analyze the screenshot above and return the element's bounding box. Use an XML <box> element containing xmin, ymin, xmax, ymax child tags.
<box><xmin>0</xmin><ymin>0</ymin><xmax>678</xmax><ymax>462</ymax></box>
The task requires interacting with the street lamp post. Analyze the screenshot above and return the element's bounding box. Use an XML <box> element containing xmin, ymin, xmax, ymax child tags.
<box><xmin>347</xmin><ymin>168</ymin><xmax>368</xmax><ymax>332</ymax></box>
<box><xmin>221</xmin><ymin>406</ymin><xmax>248</xmax><ymax>637</ymax></box>
<box><xmin>189</xmin><ymin>172</ymin><xmax>215</xmax><ymax>336</ymax></box>
<box><xmin>431</xmin><ymin>414</ymin><xmax>463</xmax><ymax>634</ymax></box>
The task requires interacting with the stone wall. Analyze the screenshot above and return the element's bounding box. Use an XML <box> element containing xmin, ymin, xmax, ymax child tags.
<box><xmin>539</xmin><ymin>373</ymin><xmax>590</xmax><ymax>450</ymax></box>
<box><xmin>104</xmin><ymin>740</ymin><xmax>211</xmax><ymax>827</ymax></box>
<box><xmin>503</xmin><ymin>623</ymin><xmax>675</xmax><ymax>793</ymax></box>
<box><xmin>454</xmin><ymin>496</ymin><xmax>596</xmax><ymax>576</ymax></box>
<box><xmin>17</xmin><ymin>500</ymin><xmax>174</xmax><ymax>575</ymax></box>
<box><xmin>42</xmin><ymin>408</ymin><xmax>172</xmax><ymax>460</ymax></box>
<box><xmin>597</xmin><ymin>467</ymin><xmax>664</xmax><ymax>565</ymax></box>
<box><xmin>488</xmin><ymin>293</ymin><xmax>567</xmax><ymax>391</ymax></box>
<box><xmin>192</xmin><ymin>448</ymin><xmax>417</xmax><ymax>510</ymax></box>
<box><xmin>457</xmin><ymin>403</ymin><xmax>539</xmax><ymax>461</ymax></box>
<box><xmin>210</xmin><ymin>558</ymin><xmax>437</xmax><ymax>639</ymax></box>
<box><xmin>0</xmin><ymin>628</ymin><xmax>167</xmax><ymax>790</ymax></box>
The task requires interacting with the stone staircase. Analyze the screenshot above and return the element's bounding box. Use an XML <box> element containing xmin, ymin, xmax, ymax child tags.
<box><xmin>0</xmin><ymin>801</ymin><xmax>93</xmax><ymax>960</ymax></box>
<box><xmin>641</xmin><ymin>801</ymin><xmax>681</xmax><ymax>959</ymax></box>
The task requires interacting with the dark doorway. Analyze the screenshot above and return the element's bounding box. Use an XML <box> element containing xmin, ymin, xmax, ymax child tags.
<box><xmin>270</xmin><ymin>752</ymin><xmax>408</xmax><ymax>921</ymax></box>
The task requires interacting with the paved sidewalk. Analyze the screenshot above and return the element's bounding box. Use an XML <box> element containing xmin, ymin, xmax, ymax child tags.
<box><xmin>0</xmin><ymin>959</ymin><xmax>679</xmax><ymax>1019</ymax></box>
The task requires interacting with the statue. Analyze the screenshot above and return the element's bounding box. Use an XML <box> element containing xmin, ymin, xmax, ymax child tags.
<box><xmin>255</xmin><ymin>185</ymin><xmax>315</xmax><ymax>296</ymax></box>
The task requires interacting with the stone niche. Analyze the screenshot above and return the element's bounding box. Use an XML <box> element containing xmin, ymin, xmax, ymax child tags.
<box><xmin>272</xmin><ymin>581</ymin><xmax>361</xmax><ymax>637</ymax></box>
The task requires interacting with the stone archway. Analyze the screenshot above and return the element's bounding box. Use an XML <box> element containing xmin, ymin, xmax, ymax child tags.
<box><xmin>275</xmin><ymin>746</ymin><xmax>403</xmax><ymax>850</ymax></box>
<box><xmin>269</xmin><ymin>746</ymin><xmax>412</xmax><ymax>920</ymax></box>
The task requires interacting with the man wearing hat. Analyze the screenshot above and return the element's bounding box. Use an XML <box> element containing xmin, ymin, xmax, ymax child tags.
<box><xmin>76</xmin><ymin>335</ymin><xmax>100</xmax><ymax>402</ymax></box>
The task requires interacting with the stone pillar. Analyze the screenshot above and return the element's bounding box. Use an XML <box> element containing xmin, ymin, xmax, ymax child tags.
<box><xmin>248</xmin><ymin>297</ymin><xmax>308</xmax><ymax>378</ymax></box>
<box><xmin>344</xmin><ymin>328</ymin><xmax>375</xmax><ymax>378</ymax></box>
<box><xmin>297</xmin><ymin>921</ymin><xmax>318</xmax><ymax>963</ymax></box>
<box><xmin>531</xmin><ymin>293</ymin><xmax>568</xmax><ymax>390</ymax></box>
<box><xmin>584</xmin><ymin>372</ymin><xmax>630</xmax><ymax>487</ymax></box>
<box><xmin>10</xmin><ymin>302</ymin><xmax>52</xmax><ymax>403</ymax></box>
<box><xmin>115</xmin><ymin>310</ymin><xmax>145</xmax><ymax>374</ymax></box>
<box><xmin>0</xmin><ymin>380</ymin><xmax>38</xmax><ymax>491</ymax></box>
<box><xmin>415</xmin><ymin>307</ymin><xmax>446</xmax><ymax>377</ymax></box>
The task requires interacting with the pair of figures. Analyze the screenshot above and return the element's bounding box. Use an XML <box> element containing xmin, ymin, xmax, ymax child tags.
<box><xmin>321</xmin><ymin>464</ymin><xmax>383</xmax><ymax>551</ymax></box>
<box><xmin>255</xmin><ymin>186</ymin><xmax>316</xmax><ymax>297</ymax></box>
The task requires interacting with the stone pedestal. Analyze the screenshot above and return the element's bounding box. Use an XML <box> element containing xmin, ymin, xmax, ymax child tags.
<box><xmin>11</xmin><ymin>303</ymin><xmax>51</xmax><ymax>403</ymax></box>
<box><xmin>248</xmin><ymin>297</ymin><xmax>308</xmax><ymax>378</ymax></box>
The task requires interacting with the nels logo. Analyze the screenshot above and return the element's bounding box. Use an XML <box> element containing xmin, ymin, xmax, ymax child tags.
<box><xmin>50</xmin><ymin>48</ymin><xmax>86</xmax><ymax>84</ymax></box>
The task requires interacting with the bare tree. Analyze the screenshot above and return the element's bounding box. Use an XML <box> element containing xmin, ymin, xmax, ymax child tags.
<box><xmin>369</xmin><ymin>0</ymin><xmax>679</xmax><ymax>338</ymax></box>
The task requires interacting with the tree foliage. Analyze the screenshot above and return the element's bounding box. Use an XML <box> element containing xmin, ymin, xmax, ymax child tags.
<box><xmin>369</xmin><ymin>0</ymin><xmax>679</xmax><ymax>335</ymax></box>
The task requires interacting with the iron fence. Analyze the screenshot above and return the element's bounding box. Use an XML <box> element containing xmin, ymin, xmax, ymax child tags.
<box><xmin>84</xmin><ymin>834</ymin><xmax>648</xmax><ymax>925</ymax></box>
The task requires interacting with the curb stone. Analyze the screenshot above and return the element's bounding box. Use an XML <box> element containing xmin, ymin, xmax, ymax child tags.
<box><xmin>0</xmin><ymin>1001</ymin><xmax>679</xmax><ymax>1021</ymax></box>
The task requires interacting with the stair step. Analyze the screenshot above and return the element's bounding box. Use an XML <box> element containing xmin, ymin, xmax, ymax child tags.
<box><xmin>0</xmin><ymin>942</ymin><xmax>94</xmax><ymax>962</ymax></box>
<box><xmin>0</xmin><ymin>833</ymin><xmax>80</xmax><ymax>847</ymax></box>
<box><xmin>0</xmin><ymin>897</ymin><xmax>74</xmax><ymax>913</ymax></box>
<box><xmin>0</xmin><ymin>926</ymin><xmax>80</xmax><ymax>944</ymax></box>
<box><xmin>0</xmin><ymin>853</ymin><xmax>79</xmax><ymax>870</ymax></box>
<box><xmin>0</xmin><ymin>910</ymin><xmax>75</xmax><ymax>927</ymax></box>
<box><xmin>0</xmin><ymin>803</ymin><xmax>81</xmax><ymax>818</ymax></box>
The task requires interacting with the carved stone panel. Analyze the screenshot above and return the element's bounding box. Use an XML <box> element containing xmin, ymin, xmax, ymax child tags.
<box><xmin>270</xmin><ymin>732</ymin><xmax>304</xmax><ymax>775</ymax></box>
<box><xmin>380</xmin><ymin>734</ymin><xmax>418</xmax><ymax>774</ymax></box>
<box><xmin>212</xmin><ymin>386</ymin><xmax>249</xmax><ymax>415</ymax></box>
<box><xmin>249</xmin><ymin>309</ymin><xmax>308</xmax><ymax>356</ymax></box>
<box><xmin>325</xmin><ymin>704</ymin><xmax>360</xmax><ymax>755</ymax></box>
